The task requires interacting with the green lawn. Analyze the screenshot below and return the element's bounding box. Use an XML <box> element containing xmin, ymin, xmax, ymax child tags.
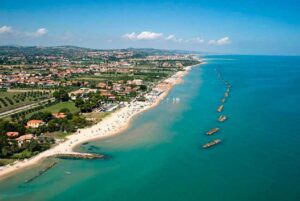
<box><xmin>41</xmin><ymin>101</ymin><xmax>79</xmax><ymax>114</ymax></box>
<box><xmin>23</xmin><ymin>101</ymin><xmax>79</xmax><ymax>119</ymax></box>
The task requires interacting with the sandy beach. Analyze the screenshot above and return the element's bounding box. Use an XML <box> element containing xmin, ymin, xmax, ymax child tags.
<box><xmin>0</xmin><ymin>62</ymin><xmax>201</xmax><ymax>180</ymax></box>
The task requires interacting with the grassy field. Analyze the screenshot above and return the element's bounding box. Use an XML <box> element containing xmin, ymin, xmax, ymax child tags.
<box><xmin>23</xmin><ymin>101</ymin><xmax>79</xmax><ymax>119</ymax></box>
<box><xmin>40</xmin><ymin>101</ymin><xmax>80</xmax><ymax>114</ymax></box>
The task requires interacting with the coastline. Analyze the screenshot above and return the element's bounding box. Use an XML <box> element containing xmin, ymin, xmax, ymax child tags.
<box><xmin>0</xmin><ymin>62</ymin><xmax>202</xmax><ymax>180</ymax></box>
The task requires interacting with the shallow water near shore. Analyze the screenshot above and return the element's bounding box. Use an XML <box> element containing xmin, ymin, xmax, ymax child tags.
<box><xmin>1</xmin><ymin>55</ymin><xmax>300</xmax><ymax>201</ymax></box>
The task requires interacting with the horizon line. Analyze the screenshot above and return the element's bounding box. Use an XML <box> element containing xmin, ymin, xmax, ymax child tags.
<box><xmin>0</xmin><ymin>44</ymin><xmax>299</xmax><ymax>57</ymax></box>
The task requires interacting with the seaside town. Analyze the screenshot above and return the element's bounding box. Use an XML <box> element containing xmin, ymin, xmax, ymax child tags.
<box><xmin>1</xmin><ymin>0</ymin><xmax>300</xmax><ymax>200</ymax></box>
<box><xmin>0</xmin><ymin>46</ymin><xmax>201</xmax><ymax>167</ymax></box>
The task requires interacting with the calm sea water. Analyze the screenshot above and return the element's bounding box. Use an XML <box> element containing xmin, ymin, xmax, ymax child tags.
<box><xmin>1</xmin><ymin>55</ymin><xmax>300</xmax><ymax>201</ymax></box>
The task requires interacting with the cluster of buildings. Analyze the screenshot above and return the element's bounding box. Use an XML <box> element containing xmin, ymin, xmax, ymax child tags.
<box><xmin>0</xmin><ymin>50</ymin><xmax>191</xmax><ymax>89</ymax></box>
<box><xmin>0</xmin><ymin>62</ymin><xmax>130</xmax><ymax>88</ymax></box>
<box><xmin>0</xmin><ymin>73</ymin><xmax>59</xmax><ymax>88</ymax></box>
<box><xmin>6</xmin><ymin>132</ymin><xmax>36</xmax><ymax>146</ymax></box>
<box><xmin>5</xmin><ymin>112</ymin><xmax>67</xmax><ymax>146</ymax></box>
<box><xmin>68</xmin><ymin>79</ymin><xmax>143</xmax><ymax>101</ymax></box>
<box><xmin>0</xmin><ymin>49</ymin><xmax>137</xmax><ymax>88</ymax></box>
<box><xmin>131</xmin><ymin>55</ymin><xmax>191</xmax><ymax>61</ymax></box>
<box><xmin>87</xmin><ymin>50</ymin><xmax>134</xmax><ymax>58</ymax></box>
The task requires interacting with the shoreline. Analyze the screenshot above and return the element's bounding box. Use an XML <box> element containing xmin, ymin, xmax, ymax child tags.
<box><xmin>0</xmin><ymin>62</ymin><xmax>202</xmax><ymax>180</ymax></box>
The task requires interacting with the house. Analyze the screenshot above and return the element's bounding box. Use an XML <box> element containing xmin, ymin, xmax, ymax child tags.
<box><xmin>68</xmin><ymin>89</ymin><xmax>85</xmax><ymax>100</ymax></box>
<box><xmin>176</xmin><ymin>62</ymin><xmax>183</xmax><ymax>67</ymax></box>
<box><xmin>130</xmin><ymin>79</ymin><xmax>143</xmax><ymax>86</ymax></box>
<box><xmin>162</xmin><ymin>62</ymin><xmax>171</xmax><ymax>67</ymax></box>
<box><xmin>99</xmin><ymin>89</ymin><xmax>112</xmax><ymax>97</ymax></box>
<box><xmin>68</xmin><ymin>88</ymin><xmax>98</xmax><ymax>100</ymax></box>
<box><xmin>6</xmin><ymin>132</ymin><xmax>19</xmax><ymax>138</ymax></box>
<box><xmin>124</xmin><ymin>86</ymin><xmax>137</xmax><ymax>94</ymax></box>
<box><xmin>108</xmin><ymin>95</ymin><xmax>116</xmax><ymax>101</ymax></box>
<box><xmin>113</xmin><ymin>83</ymin><xmax>123</xmax><ymax>92</ymax></box>
<box><xmin>16</xmin><ymin>134</ymin><xmax>34</xmax><ymax>142</ymax></box>
<box><xmin>16</xmin><ymin>134</ymin><xmax>35</xmax><ymax>146</ymax></box>
<box><xmin>97</xmin><ymin>82</ymin><xmax>107</xmax><ymax>89</ymax></box>
<box><xmin>52</xmin><ymin>112</ymin><xmax>66</xmax><ymax>119</ymax></box>
<box><xmin>26</xmin><ymin>120</ymin><xmax>45</xmax><ymax>128</ymax></box>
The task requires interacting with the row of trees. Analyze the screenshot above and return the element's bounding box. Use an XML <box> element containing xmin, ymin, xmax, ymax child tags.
<box><xmin>0</xmin><ymin>92</ymin><xmax>50</xmax><ymax>108</ymax></box>
<box><xmin>0</xmin><ymin>97</ymin><xmax>14</xmax><ymax>107</ymax></box>
<box><xmin>12</xmin><ymin>91</ymin><xmax>49</xmax><ymax>103</ymax></box>
<box><xmin>0</xmin><ymin>98</ymin><xmax>8</xmax><ymax>107</ymax></box>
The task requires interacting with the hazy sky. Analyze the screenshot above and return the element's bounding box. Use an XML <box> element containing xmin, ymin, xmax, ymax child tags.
<box><xmin>0</xmin><ymin>0</ymin><xmax>299</xmax><ymax>55</ymax></box>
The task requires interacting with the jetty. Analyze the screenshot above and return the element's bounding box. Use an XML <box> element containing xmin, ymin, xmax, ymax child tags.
<box><xmin>217</xmin><ymin>104</ymin><xmax>224</xmax><ymax>112</ymax></box>
<box><xmin>218</xmin><ymin>115</ymin><xmax>227</xmax><ymax>122</ymax></box>
<box><xmin>53</xmin><ymin>152</ymin><xmax>104</xmax><ymax>160</ymax></box>
<box><xmin>202</xmin><ymin>139</ymin><xmax>221</xmax><ymax>149</ymax></box>
<box><xmin>24</xmin><ymin>162</ymin><xmax>57</xmax><ymax>183</ymax></box>
<box><xmin>206</xmin><ymin>128</ymin><xmax>220</xmax><ymax>135</ymax></box>
<box><xmin>221</xmin><ymin>98</ymin><xmax>226</xmax><ymax>103</ymax></box>
<box><xmin>224</xmin><ymin>92</ymin><xmax>229</xmax><ymax>97</ymax></box>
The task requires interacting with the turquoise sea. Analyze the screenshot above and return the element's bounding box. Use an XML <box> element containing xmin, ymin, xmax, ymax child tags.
<box><xmin>0</xmin><ymin>55</ymin><xmax>300</xmax><ymax>201</ymax></box>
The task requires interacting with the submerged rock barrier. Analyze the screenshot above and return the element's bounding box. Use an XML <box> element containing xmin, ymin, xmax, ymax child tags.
<box><xmin>24</xmin><ymin>162</ymin><xmax>57</xmax><ymax>184</ymax></box>
<box><xmin>53</xmin><ymin>152</ymin><xmax>104</xmax><ymax>160</ymax></box>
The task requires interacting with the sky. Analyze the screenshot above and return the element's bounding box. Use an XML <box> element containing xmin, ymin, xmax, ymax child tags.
<box><xmin>0</xmin><ymin>0</ymin><xmax>299</xmax><ymax>55</ymax></box>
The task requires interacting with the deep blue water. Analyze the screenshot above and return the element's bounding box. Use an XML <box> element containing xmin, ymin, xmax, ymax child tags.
<box><xmin>0</xmin><ymin>55</ymin><xmax>299</xmax><ymax>201</ymax></box>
